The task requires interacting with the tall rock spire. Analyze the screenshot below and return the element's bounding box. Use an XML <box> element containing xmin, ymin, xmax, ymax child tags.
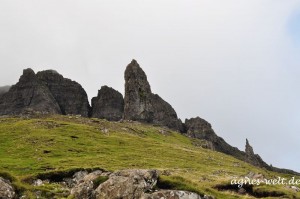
<box><xmin>245</xmin><ymin>138</ymin><xmax>269</xmax><ymax>168</ymax></box>
<box><xmin>124</xmin><ymin>59</ymin><xmax>153</xmax><ymax>122</ymax></box>
<box><xmin>124</xmin><ymin>59</ymin><xmax>183</xmax><ymax>131</ymax></box>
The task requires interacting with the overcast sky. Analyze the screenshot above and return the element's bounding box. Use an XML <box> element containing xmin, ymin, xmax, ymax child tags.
<box><xmin>0</xmin><ymin>0</ymin><xmax>299</xmax><ymax>171</ymax></box>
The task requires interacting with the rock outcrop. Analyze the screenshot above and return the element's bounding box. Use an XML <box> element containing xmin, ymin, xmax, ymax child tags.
<box><xmin>95</xmin><ymin>169</ymin><xmax>158</xmax><ymax>199</ymax></box>
<box><xmin>124</xmin><ymin>60</ymin><xmax>183</xmax><ymax>131</ymax></box>
<box><xmin>245</xmin><ymin>139</ymin><xmax>270</xmax><ymax>169</ymax></box>
<box><xmin>0</xmin><ymin>69</ymin><xmax>61</xmax><ymax>115</ymax></box>
<box><xmin>0</xmin><ymin>177</ymin><xmax>16</xmax><ymax>199</ymax></box>
<box><xmin>70</xmin><ymin>170</ymin><xmax>110</xmax><ymax>199</ymax></box>
<box><xmin>143</xmin><ymin>190</ymin><xmax>204</xmax><ymax>199</ymax></box>
<box><xmin>34</xmin><ymin>169</ymin><xmax>206</xmax><ymax>199</ymax></box>
<box><xmin>91</xmin><ymin>86</ymin><xmax>124</xmax><ymax>121</ymax></box>
<box><xmin>184</xmin><ymin>117</ymin><xmax>245</xmax><ymax>160</ymax></box>
<box><xmin>36</xmin><ymin>70</ymin><xmax>90</xmax><ymax>117</ymax></box>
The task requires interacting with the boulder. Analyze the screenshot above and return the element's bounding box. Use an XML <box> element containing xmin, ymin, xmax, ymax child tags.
<box><xmin>95</xmin><ymin>169</ymin><xmax>158</xmax><ymax>199</ymax></box>
<box><xmin>70</xmin><ymin>170</ymin><xmax>110</xmax><ymax>199</ymax></box>
<box><xmin>91</xmin><ymin>86</ymin><xmax>124</xmax><ymax>121</ymax></box>
<box><xmin>124</xmin><ymin>59</ymin><xmax>183</xmax><ymax>131</ymax></box>
<box><xmin>143</xmin><ymin>190</ymin><xmax>203</xmax><ymax>199</ymax></box>
<box><xmin>36</xmin><ymin>70</ymin><xmax>90</xmax><ymax>117</ymax></box>
<box><xmin>0</xmin><ymin>68</ymin><xmax>61</xmax><ymax>115</ymax></box>
<box><xmin>0</xmin><ymin>177</ymin><xmax>16</xmax><ymax>199</ymax></box>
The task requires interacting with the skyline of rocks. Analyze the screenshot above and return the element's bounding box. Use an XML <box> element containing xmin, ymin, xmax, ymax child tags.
<box><xmin>0</xmin><ymin>59</ymin><xmax>297</xmax><ymax>174</ymax></box>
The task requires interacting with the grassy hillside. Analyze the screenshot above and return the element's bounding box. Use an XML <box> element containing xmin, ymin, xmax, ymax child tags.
<box><xmin>0</xmin><ymin>115</ymin><xmax>299</xmax><ymax>198</ymax></box>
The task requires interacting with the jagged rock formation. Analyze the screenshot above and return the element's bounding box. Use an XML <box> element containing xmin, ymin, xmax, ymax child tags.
<box><xmin>245</xmin><ymin>139</ymin><xmax>270</xmax><ymax>169</ymax></box>
<box><xmin>0</xmin><ymin>69</ymin><xmax>61</xmax><ymax>115</ymax></box>
<box><xmin>36</xmin><ymin>70</ymin><xmax>90</xmax><ymax>117</ymax></box>
<box><xmin>184</xmin><ymin>117</ymin><xmax>245</xmax><ymax>160</ymax></box>
<box><xmin>95</xmin><ymin>169</ymin><xmax>158</xmax><ymax>199</ymax></box>
<box><xmin>0</xmin><ymin>177</ymin><xmax>16</xmax><ymax>199</ymax></box>
<box><xmin>0</xmin><ymin>69</ymin><xmax>90</xmax><ymax>116</ymax></box>
<box><xmin>91</xmin><ymin>86</ymin><xmax>124</xmax><ymax>121</ymax></box>
<box><xmin>0</xmin><ymin>85</ymin><xmax>10</xmax><ymax>96</ymax></box>
<box><xmin>68</xmin><ymin>169</ymin><xmax>206</xmax><ymax>199</ymax></box>
<box><xmin>124</xmin><ymin>60</ymin><xmax>183</xmax><ymax>131</ymax></box>
<box><xmin>32</xmin><ymin>169</ymin><xmax>208</xmax><ymax>199</ymax></box>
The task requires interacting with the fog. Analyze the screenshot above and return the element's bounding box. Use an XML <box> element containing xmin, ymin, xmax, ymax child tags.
<box><xmin>0</xmin><ymin>0</ymin><xmax>299</xmax><ymax>171</ymax></box>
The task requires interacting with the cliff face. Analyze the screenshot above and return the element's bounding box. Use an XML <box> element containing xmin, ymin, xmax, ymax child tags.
<box><xmin>0</xmin><ymin>69</ymin><xmax>90</xmax><ymax>116</ymax></box>
<box><xmin>123</xmin><ymin>60</ymin><xmax>183</xmax><ymax>131</ymax></box>
<box><xmin>36</xmin><ymin>70</ymin><xmax>90</xmax><ymax>117</ymax></box>
<box><xmin>0</xmin><ymin>69</ymin><xmax>61</xmax><ymax>115</ymax></box>
<box><xmin>91</xmin><ymin>86</ymin><xmax>124</xmax><ymax>121</ymax></box>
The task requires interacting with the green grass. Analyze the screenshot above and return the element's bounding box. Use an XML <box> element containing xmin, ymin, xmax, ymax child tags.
<box><xmin>0</xmin><ymin>115</ymin><xmax>299</xmax><ymax>198</ymax></box>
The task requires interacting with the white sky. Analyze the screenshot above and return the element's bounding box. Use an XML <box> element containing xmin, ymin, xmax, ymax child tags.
<box><xmin>0</xmin><ymin>0</ymin><xmax>300</xmax><ymax>171</ymax></box>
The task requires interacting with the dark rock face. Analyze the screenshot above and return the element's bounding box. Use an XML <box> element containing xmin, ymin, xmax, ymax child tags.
<box><xmin>0</xmin><ymin>69</ymin><xmax>61</xmax><ymax>115</ymax></box>
<box><xmin>184</xmin><ymin>117</ymin><xmax>245</xmax><ymax>160</ymax></box>
<box><xmin>36</xmin><ymin>70</ymin><xmax>90</xmax><ymax>117</ymax></box>
<box><xmin>245</xmin><ymin>139</ymin><xmax>269</xmax><ymax>168</ymax></box>
<box><xmin>124</xmin><ymin>60</ymin><xmax>183</xmax><ymax>131</ymax></box>
<box><xmin>91</xmin><ymin>86</ymin><xmax>124</xmax><ymax>121</ymax></box>
<box><xmin>124</xmin><ymin>60</ymin><xmax>152</xmax><ymax>122</ymax></box>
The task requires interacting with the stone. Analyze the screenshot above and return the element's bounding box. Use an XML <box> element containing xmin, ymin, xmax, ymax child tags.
<box><xmin>91</xmin><ymin>86</ymin><xmax>124</xmax><ymax>121</ymax></box>
<box><xmin>36</xmin><ymin>70</ymin><xmax>90</xmax><ymax>117</ymax></box>
<box><xmin>143</xmin><ymin>190</ymin><xmax>203</xmax><ymax>199</ymax></box>
<box><xmin>124</xmin><ymin>59</ymin><xmax>183</xmax><ymax>131</ymax></box>
<box><xmin>71</xmin><ymin>181</ymin><xmax>95</xmax><ymax>199</ymax></box>
<box><xmin>238</xmin><ymin>188</ymin><xmax>246</xmax><ymax>195</ymax></box>
<box><xmin>70</xmin><ymin>170</ymin><xmax>110</xmax><ymax>199</ymax></box>
<box><xmin>72</xmin><ymin>170</ymin><xmax>89</xmax><ymax>184</ymax></box>
<box><xmin>0</xmin><ymin>177</ymin><xmax>16</xmax><ymax>199</ymax></box>
<box><xmin>95</xmin><ymin>169</ymin><xmax>158</xmax><ymax>199</ymax></box>
<box><xmin>184</xmin><ymin>117</ymin><xmax>245</xmax><ymax>160</ymax></box>
<box><xmin>33</xmin><ymin>179</ymin><xmax>43</xmax><ymax>186</ymax></box>
<box><xmin>290</xmin><ymin>186</ymin><xmax>300</xmax><ymax>192</ymax></box>
<box><xmin>0</xmin><ymin>68</ymin><xmax>61</xmax><ymax>115</ymax></box>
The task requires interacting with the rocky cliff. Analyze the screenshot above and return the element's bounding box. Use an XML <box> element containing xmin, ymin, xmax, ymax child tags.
<box><xmin>123</xmin><ymin>60</ymin><xmax>183</xmax><ymax>131</ymax></box>
<box><xmin>0</xmin><ymin>69</ymin><xmax>61</xmax><ymax>115</ymax></box>
<box><xmin>36</xmin><ymin>70</ymin><xmax>90</xmax><ymax>117</ymax></box>
<box><xmin>0</xmin><ymin>69</ymin><xmax>90</xmax><ymax>116</ymax></box>
<box><xmin>91</xmin><ymin>86</ymin><xmax>124</xmax><ymax>121</ymax></box>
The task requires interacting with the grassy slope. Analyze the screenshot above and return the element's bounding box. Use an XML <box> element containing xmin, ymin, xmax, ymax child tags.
<box><xmin>0</xmin><ymin>115</ymin><xmax>298</xmax><ymax>199</ymax></box>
